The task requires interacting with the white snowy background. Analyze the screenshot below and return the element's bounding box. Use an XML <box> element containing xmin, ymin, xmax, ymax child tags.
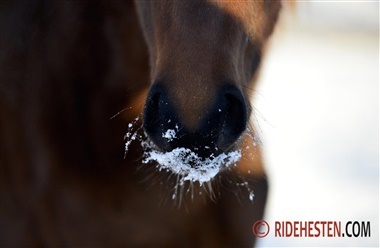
<box><xmin>254</xmin><ymin>2</ymin><xmax>379</xmax><ymax>247</ymax></box>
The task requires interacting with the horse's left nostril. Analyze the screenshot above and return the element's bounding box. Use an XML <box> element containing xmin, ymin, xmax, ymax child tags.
<box><xmin>186</xmin><ymin>85</ymin><xmax>247</xmax><ymax>156</ymax></box>
<box><xmin>215</xmin><ymin>85</ymin><xmax>247</xmax><ymax>151</ymax></box>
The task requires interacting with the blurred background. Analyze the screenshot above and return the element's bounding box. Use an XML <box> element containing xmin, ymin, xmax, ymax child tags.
<box><xmin>254</xmin><ymin>1</ymin><xmax>379</xmax><ymax>247</ymax></box>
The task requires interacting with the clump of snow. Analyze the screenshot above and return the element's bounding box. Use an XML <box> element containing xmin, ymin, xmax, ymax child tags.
<box><xmin>124</xmin><ymin>116</ymin><xmax>143</xmax><ymax>158</ymax></box>
<box><xmin>147</xmin><ymin>124</ymin><xmax>243</xmax><ymax>185</ymax></box>
<box><xmin>162</xmin><ymin>124</ymin><xmax>179</xmax><ymax>141</ymax></box>
<box><xmin>143</xmin><ymin>146</ymin><xmax>242</xmax><ymax>185</ymax></box>
<box><xmin>249</xmin><ymin>192</ymin><xmax>255</xmax><ymax>201</ymax></box>
<box><xmin>162</xmin><ymin>129</ymin><xmax>176</xmax><ymax>141</ymax></box>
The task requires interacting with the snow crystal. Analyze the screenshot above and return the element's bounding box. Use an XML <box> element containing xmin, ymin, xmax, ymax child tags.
<box><xmin>162</xmin><ymin>129</ymin><xmax>177</xmax><ymax>141</ymax></box>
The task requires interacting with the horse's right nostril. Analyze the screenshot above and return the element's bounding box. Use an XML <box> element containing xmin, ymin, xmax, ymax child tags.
<box><xmin>143</xmin><ymin>84</ymin><xmax>178</xmax><ymax>151</ymax></box>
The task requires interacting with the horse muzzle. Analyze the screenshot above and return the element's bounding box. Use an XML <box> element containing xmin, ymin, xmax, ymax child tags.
<box><xmin>143</xmin><ymin>83</ymin><xmax>247</xmax><ymax>158</ymax></box>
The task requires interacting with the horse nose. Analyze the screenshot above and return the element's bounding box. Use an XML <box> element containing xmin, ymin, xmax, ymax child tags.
<box><xmin>143</xmin><ymin>84</ymin><xmax>247</xmax><ymax>157</ymax></box>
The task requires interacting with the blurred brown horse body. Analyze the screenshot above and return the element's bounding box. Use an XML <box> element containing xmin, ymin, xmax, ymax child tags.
<box><xmin>0</xmin><ymin>1</ymin><xmax>280</xmax><ymax>247</ymax></box>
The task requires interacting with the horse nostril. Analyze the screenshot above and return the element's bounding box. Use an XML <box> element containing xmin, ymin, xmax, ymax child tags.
<box><xmin>217</xmin><ymin>86</ymin><xmax>247</xmax><ymax>150</ymax></box>
<box><xmin>143</xmin><ymin>84</ymin><xmax>178</xmax><ymax>151</ymax></box>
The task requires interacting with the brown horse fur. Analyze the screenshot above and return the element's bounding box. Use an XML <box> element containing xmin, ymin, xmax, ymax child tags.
<box><xmin>0</xmin><ymin>1</ymin><xmax>281</xmax><ymax>247</ymax></box>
